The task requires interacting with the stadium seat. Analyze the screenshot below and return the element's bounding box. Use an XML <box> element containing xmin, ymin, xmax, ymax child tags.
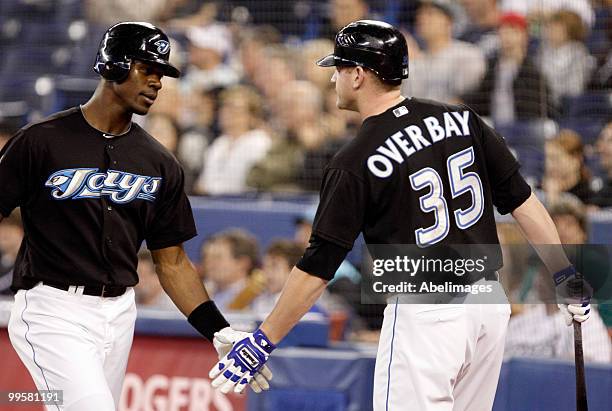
<box><xmin>512</xmin><ymin>145</ymin><xmax>545</xmax><ymax>182</ymax></box>
<box><xmin>558</xmin><ymin>118</ymin><xmax>607</xmax><ymax>145</ymax></box>
<box><xmin>50</xmin><ymin>77</ymin><xmax>98</xmax><ymax>112</ymax></box>
<box><xmin>562</xmin><ymin>92</ymin><xmax>612</xmax><ymax>120</ymax></box>
<box><xmin>0</xmin><ymin>75</ymin><xmax>54</xmax><ymax>113</ymax></box>
<box><xmin>495</xmin><ymin>119</ymin><xmax>558</xmax><ymax>146</ymax></box>
<box><xmin>1</xmin><ymin>46</ymin><xmax>71</xmax><ymax>77</ymax></box>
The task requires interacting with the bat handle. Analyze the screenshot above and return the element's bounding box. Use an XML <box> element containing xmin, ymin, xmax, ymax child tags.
<box><xmin>574</xmin><ymin>321</ymin><xmax>588</xmax><ymax>411</ymax></box>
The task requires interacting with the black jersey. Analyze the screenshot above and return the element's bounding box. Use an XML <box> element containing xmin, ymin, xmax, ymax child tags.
<box><xmin>309</xmin><ymin>97</ymin><xmax>530</xmax><ymax>268</ymax></box>
<box><xmin>0</xmin><ymin>107</ymin><xmax>197</xmax><ymax>289</ymax></box>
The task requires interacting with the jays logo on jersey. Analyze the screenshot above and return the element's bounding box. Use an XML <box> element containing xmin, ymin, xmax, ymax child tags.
<box><xmin>45</xmin><ymin>168</ymin><xmax>162</xmax><ymax>203</ymax></box>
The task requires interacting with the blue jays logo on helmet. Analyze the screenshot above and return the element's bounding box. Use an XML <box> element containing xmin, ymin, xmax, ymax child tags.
<box><xmin>154</xmin><ymin>40</ymin><xmax>170</xmax><ymax>55</ymax></box>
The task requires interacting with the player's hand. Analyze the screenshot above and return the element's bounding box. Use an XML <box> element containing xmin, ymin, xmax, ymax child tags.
<box><xmin>557</xmin><ymin>303</ymin><xmax>591</xmax><ymax>326</ymax></box>
<box><xmin>554</xmin><ymin>266</ymin><xmax>592</xmax><ymax>326</ymax></box>
<box><xmin>212</xmin><ymin>327</ymin><xmax>273</xmax><ymax>393</ymax></box>
<box><xmin>209</xmin><ymin>329</ymin><xmax>275</xmax><ymax>394</ymax></box>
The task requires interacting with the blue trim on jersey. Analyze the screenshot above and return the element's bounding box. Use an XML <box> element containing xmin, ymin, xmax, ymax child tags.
<box><xmin>21</xmin><ymin>289</ymin><xmax>60</xmax><ymax>411</ymax></box>
<box><xmin>386</xmin><ymin>297</ymin><xmax>399</xmax><ymax>411</ymax></box>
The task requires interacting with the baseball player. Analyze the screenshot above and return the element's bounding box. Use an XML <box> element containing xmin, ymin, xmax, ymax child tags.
<box><xmin>208</xmin><ymin>20</ymin><xmax>591</xmax><ymax>410</ymax></box>
<box><xmin>0</xmin><ymin>22</ymin><xmax>269</xmax><ymax>410</ymax></box>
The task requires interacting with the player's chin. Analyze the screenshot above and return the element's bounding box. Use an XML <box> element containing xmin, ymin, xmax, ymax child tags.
<box><xmin>132</xmin><ymin>103</ymin><xmax>151</xmax><ymax>116</ymax></box>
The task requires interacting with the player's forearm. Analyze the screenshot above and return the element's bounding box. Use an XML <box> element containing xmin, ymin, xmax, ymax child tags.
<box><xmin>259</xmin><ymin>267</ymin><xmax>328</xmax><ymax>344</ymax></box>
<box><xmin>511</xmin><ymin>192</ymin><xmax>571</xmax><ymax>273</ymax></box>
<box><xmin>152</xmin><ymin>247</ymin><xmax>211</xmax><ymax>316</ymax></box>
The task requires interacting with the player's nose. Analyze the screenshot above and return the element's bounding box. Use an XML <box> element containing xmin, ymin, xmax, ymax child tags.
<box><xmin>331</xmin><ymin>70</ymin><xmax>337</xmax><ymax>83</ymax></box>
<box><xmin>149</xmin><ymin>76</ymin><xmax>162</xmax><ymax>91</ymax></box>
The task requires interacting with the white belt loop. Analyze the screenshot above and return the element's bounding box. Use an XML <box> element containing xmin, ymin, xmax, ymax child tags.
<box><xmin>75</xmin><ymin>285</ymin><xmax>85</xmax><ymax>295</ymax></box>
<box><xmin>68</xmin><ymin>285</ymin><xmax>77</xmax><ymax>293</ymax></box>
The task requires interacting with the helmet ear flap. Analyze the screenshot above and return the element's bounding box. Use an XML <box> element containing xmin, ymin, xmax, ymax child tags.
<box><xmin>94</xmin><ymin>56</ymin><xmax>131</xmax><ymax>82</ymax></box>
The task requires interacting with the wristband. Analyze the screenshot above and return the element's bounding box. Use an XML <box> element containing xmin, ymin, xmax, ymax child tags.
<box><xmin>553</xmin><ymin>265</ymin><xmax>577</xmax><ymax>286</ymax></box>
<box><xmin>253</xmin><ymin>329</ymin><xmax>276</xmax><ymax>354</ymax></box>
<box><xmin>188</xmin><ymin>301</ymin><xmax>230</xmax><ymax>341</ymax></box>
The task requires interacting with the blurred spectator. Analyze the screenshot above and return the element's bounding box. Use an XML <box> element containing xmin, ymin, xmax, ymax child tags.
<box><xmin>538</xmin><ymin>10</ymin><xmax>596</xmax><ymax>107</ymax></box>
<box><xmin>194</xmin><ymin>85</ymin><xmax>271</xmax><ymax>195</ymax></box>
<box><xmin>593</xmin><ymin>122</ymin><xmax>612</xmax><ymax>207</ymax></box>
<box><xmin>201</xmin><ymin>229</ymin><xmax>264</xmax><ymax>310</ymax></box>
<box><xmin>549</xmin><ymin>194</ymin><xmax>588</xmax><ymax>244</ymax></box>
<box><xmin>501</xmin><ymin>0</ymin><xmax>595</xmax><ymax>28</ymax></box>
<box><xmin>143</xmin><ymin>113</ymin><xmax>180</xmax><ymax>155</ymax></box>
<box><xmin>149</xmin><ymin>76</ymin><xmax>183</xmax><ymax>125</ymax></box>
<box><xmin>294</xmin><ymin>207</ymin><xmax>361</xmax><ymax>285</ymax></box>
<box><xmin>85</xmin><ymin>0</ymin><xmax>176</xmax><ymax>26</ymax></box>
<box><xmin>235</xmin><ymin>26</ymin><xmax>282</xmax><ymax>88</ymax></box>
<box><xmin>462</xmin><ymin>13</ymin><xmax>554</xmax><ymax>122</ymax></box>
<box><xmin>300</xmin><ymin>39</ymin><xmax>336</xmax><ymax>93</ymax></box>
<box><xmin>250</xmin><ymin>239</ymin><xmax>308</xmax><ymax>315</ymax></box>
<box><xmin>402</xmin><ymin>0</ymin><xmax>486</xmax><ymax>103</ymax></box>
<box><xmin>0</xmin><ymin>210</ymin><xmax>23</xmax><ymax>296</ymax></box>
<box><xmin>588</xmin><ymin>0</ymin><xmax>612</xmax><ymax>90</ymax></box>
<box><xmin>247</xmin><ymin>81</ymin><xmax>322</xmax><ymax>191</ymax></box>
<box><xmin>459</xmin><ymin>0</ymin><xmax>502</xmax><ymax>57</ymax></box>
<box><xmin>251</xmin><ymin>45</ymin><xmax>297</xmax><ymax>113</ymax></box>
<box><xmin>543</xmin><ymin>130</ymin><xmax>595</xmax><ymax>204</ymax></box>
<box><xmin>548</xmin><ymin>194</ymin><xmax>612</xmax><ymax>328</ymax></box>
<box><xmin>504</xmin><ymin>271</ymin><xmax>611</xmax><ymax>363</ymax></box>
<box><xmin>505</xmin><ymin>194</ymin><xmax>612</xmax><ymax>363</ymax></box>
<box><xmin>183</xmin><ymin>24</ymin><xmax>239</xmax><ymax>92</ymax></box>
<box><xmin>0</xmin><ymin>122</ymin><xmax>18</xmax><ymax>151</ymax></box>
<box><xmin>176</xmin><ymin>88</ymin><xmax>218</xmax><ymax>192</ymax></box>
<box><xmin>164</xmin><ymin>1</ymin><xmax>219</xmax><ymax>29</ymax></box>
<box><xmin>318</xmin><ymin>0</ymin><xmax>371</xmax><ymax>40</ymax></box>
<box><xmin>134</xmin><ymin>250</ymin><xmax>176</xmax><ymax>310</ymax></box>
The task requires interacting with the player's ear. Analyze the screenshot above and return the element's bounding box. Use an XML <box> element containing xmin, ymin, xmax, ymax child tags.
<box><xmin>353</xmin><ymin>66</ymin><xmax>365</xmax><ymax>89</ymax></box>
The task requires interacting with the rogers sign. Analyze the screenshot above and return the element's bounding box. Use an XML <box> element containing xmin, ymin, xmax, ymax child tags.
<box><xmin>120</xmin><ymin>373</ymin><xmax>234</xmax><ymax>411</ymax></box>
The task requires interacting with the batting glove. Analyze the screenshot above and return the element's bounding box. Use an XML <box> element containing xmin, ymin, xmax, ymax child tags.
<box><xmin>209</xmin><ymin>329</ymin><xmax>276</xmax><ymax>394</ymax></box>
<box><xmin>213</xmin><ymin>327</ymin><xmax>273</xmax><ymax>393</ymax></box>
<box><xmin>554</xmin><ymin>266</ymin><xmax>592</xmax><ymax>326</ymax></box>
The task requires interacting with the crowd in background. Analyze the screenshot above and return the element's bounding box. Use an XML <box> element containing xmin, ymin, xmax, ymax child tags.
<box><xmin>0</xmin><ymin>0</ymin><xmax>611</xmax><ymax>361</ymax></box>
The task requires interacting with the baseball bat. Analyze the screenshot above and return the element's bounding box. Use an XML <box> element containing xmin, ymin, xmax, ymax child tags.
<box><xmin>573</xmin><ymin>321</ymin><xmax>588</xmax><ymax>411</ymax></box>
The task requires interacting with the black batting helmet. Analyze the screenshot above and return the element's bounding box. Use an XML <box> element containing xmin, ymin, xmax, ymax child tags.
<box><xmin>94</xmin><ymin>22</ymin><xmax>180</xmax><ymax>82</ymax></box>
<box><xmin>317</xmin><ymin>20</ymin><xmax>408</xmax><ymax>84</ymax></box>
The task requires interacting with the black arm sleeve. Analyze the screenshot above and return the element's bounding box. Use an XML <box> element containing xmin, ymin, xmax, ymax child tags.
<box><xmin>146</xmin><ymin>163</ymin><xmax>197</xmax><ymax>250</ymax></box>
<box><xmin>492</xmin><ymin>169</ymin><xmax>532</xmax><ymax>214</ymax></box>
<box><xmin>296</xmin><ymin>235</ymin><xmax>351</xmax><ymax>281</ymax></box>
<box><xmin>311</xmin><ymin>168</ymin><xmax>367</xmax><ymax>249</ymax></box>
<box><xmin>0</xmin><ymin>131</ymin><xmax>37</xmax><ymax>217</ymax></box>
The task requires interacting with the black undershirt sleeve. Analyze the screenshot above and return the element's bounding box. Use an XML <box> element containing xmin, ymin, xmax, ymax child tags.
<box><xmin>492</xmin><ymin>169</ymin><xmax>532</xmax><ymax>214</ymax></box>
<box><xmin>296</xmin><ymin>235</ymin><xmax>351</xmax><ymax>281</ymax></box>
<box><xmin>311</xmin><ymin>168</ymin><xmax>367</xmax><ymax>248</ymax></box>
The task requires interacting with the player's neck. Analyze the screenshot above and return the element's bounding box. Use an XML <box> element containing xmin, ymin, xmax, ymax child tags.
<box><xmin>357</xmin><ymin>91</ymin><xmax>404</xmax><ymax>121</ymax></box>
<box><xmin>81</xmin><ymin>91</ymin><xmax>133</xmax><ymax>135</ymax></box>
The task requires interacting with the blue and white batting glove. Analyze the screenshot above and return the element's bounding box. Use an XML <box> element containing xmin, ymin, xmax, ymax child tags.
<box><xmin>209</xmin><ymin>329</ymin><xmax>276</xmax><ymax>394</ymax></box>
<box><xmin>213</xmin><ymin>327</ymin><xmax>273</xmax><ymax>393</ymax></box>
<box><xmin>554</xmin><ymin>265</ymin><xmax>592</xmax><ymax>326</ymax></box>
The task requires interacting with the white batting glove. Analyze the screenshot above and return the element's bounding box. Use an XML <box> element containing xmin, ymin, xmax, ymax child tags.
<box><xmin>213</xmin><ymin>327</ymin><xmax>273</xmax><ymax>393</ymax></box>
<box><xmin>557</xmin><ymin>303</ymin><xmax>591</xmax><ymax>326</ymax></box>
<box><xmin>554</xmin><ymin>266</ymin><xmax>592</xmax><ymax>326</ymax></box>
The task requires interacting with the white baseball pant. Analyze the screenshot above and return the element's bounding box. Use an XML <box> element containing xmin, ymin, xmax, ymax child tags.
<box><xmin>8</xmin><ymin>283</ymin><xmax>136</xmax><ymax>411</ymax></box>
<box><xmin>373</xmin><ymin>283</ymin><xmax>510</xmax><ymax>411</ymax></box>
